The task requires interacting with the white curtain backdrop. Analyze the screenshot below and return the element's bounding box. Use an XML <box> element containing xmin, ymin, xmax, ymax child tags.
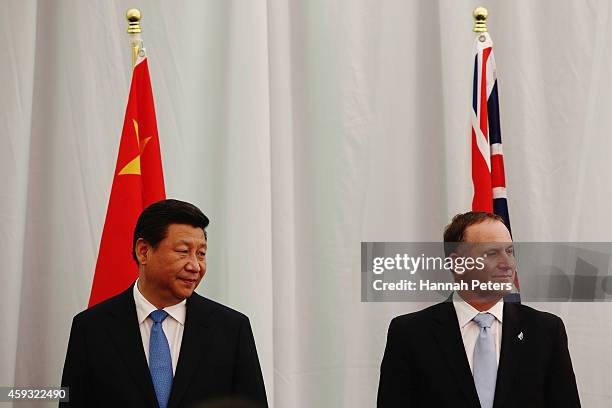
<box><xmin>2</xmin><ymin>0</ymin><xmax>612</xmax><ymax>407</ymax></box>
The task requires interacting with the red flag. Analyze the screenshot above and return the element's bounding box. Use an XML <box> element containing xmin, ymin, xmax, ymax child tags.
<box><xmin>89</xmin><ymin>57</ymin><xmax>165</xmax><ymax>307</ymax></box>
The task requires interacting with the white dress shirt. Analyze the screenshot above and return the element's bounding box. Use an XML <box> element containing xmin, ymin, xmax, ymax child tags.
<box><xmin>133</xmin><ymin>280</ymin><xmax>186</xmax><ymax>375</ymax></box>
<box><xmin>452</xmin><ymin>293</ymin><xmax>503</xmax><ymax>373</ymax></box>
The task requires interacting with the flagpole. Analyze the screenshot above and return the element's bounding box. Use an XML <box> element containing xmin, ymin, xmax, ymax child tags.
<box><xmin>473</xmin><ymin>6</ymin><xmax>488</xmax><ymax>33</ymax></box>
<box><xmin>126</xmin><ymin>8</ymin><xmax>142</xmax><ymax>68</ymax></box>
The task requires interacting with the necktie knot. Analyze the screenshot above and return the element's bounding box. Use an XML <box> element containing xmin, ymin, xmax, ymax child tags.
<box><xmin>473</xmin><ymin>312</ymin><xmax>495</xmax><ymax>329</ymax></box>
<box><xmin>150</xmin><ymin>309</ymin><xmax>169</xmax><ymax>324</ymax></box>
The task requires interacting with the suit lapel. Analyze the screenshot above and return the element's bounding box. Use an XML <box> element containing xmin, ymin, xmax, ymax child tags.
<box><xmin>168</xmin><ymin>294</ymin><xmax>215</xmax><ymax>408</ymax></box>
<box><xmin>493</xmin><ymin>302</ymin><xmax>523</xmax><ymax>408</ymax></box>
<box><xmin>106</xmin><ymin>285</ymin><xmax>158</xmax><ymax>407</ymax></box>
<box><xmin>432</xmin><ymin>302</ymin><xmax>481</xmax><ymax>407</ymax></box>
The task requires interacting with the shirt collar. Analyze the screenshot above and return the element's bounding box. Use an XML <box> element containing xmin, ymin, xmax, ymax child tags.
<box><xmin>452</xmin><ymin>292</ymin><xmax>504</xmax><ymax>329</ymax></box>
<box><xmin>133</xmin><ymin>279</ymin><xmax>187</xmax><ymax>326</ymax></box>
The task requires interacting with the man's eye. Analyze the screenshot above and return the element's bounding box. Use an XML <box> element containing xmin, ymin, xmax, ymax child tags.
<box><xmin>198</xmin><ymin>252</ymin><xmax>206</xmax><ymax>257</ymax></box>
<box><xmin>177</xmin><ymin>249</ymin><xmax>188</xmax><ymax>253</ymax></box>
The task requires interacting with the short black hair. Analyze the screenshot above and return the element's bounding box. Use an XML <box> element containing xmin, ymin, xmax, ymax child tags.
<box><xmin>443</xmin><ymin>211</ymin><xmax>505</xmax><ymax>256</ymax></box>
<box><xmin>132</xmin><ymin>199</ymin><xmax>210</xmax><ymax>264</ymax></box>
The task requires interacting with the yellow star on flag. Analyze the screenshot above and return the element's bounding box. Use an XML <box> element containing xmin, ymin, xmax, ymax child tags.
<box><xmin>118</xmin><ymin>119</ymin><xmax>152</xmax><ymax>176</ymax></box>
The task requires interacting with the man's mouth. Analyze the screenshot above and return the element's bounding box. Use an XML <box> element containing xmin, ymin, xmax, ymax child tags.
<box><xmin>491</xmin><ymin>272</ymin><xmax>514</xmax><ymax>278</ymax></box>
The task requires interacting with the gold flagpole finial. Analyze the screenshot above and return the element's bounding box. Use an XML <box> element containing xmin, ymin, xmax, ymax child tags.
<box><xmin>126</xmin><ymin>9</ymin><xmax>142</xmax><ymax>68</ymax></box>
<box><xmin>473</xmin><ymin>6</ymin><xmax>488</xmax><ymax>33</ymax></box>
<box><xmin>126</xmin><ymin>9</ymin><xmax>141</xmax><ymax>34</ymax></box>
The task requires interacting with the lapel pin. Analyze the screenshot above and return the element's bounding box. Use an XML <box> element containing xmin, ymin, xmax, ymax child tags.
<box><xmin>518</xmin><ymin>331</ymin><xmax>524</xmax><ymax>341</ymax></box>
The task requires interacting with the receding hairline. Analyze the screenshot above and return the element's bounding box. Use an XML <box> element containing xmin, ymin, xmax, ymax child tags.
<box><xmin>462</xmin><ymin>218</ymin><xmax>510</xmax><ymax>242</ymax></box>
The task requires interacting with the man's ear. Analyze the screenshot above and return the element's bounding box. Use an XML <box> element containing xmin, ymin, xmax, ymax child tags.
<box><xmin>135</xmin><ymin>238</ymin><xmax>151</xmax><ymax>265</ymax></box>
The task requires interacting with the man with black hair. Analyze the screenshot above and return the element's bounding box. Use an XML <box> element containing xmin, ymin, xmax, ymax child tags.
<box><xmin>377</xmin><ymin>211</ymin><xmax>580</xmax><ymax>408</ymax></box>
<box><xmin>61</xmin><ymin>199</ymin><xmax>267</xmax><ymax>408</ymax></box>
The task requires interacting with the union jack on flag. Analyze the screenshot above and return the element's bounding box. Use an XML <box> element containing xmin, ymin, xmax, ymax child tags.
<box><xmin>471</xmin><ymin>32</ymin><xmax>511</xmax><ymax>232</ymax></box>
<box><xmin>470</xmin><ymin>31</ymin><xmax>520</xmax><ymax>295</ymax></box>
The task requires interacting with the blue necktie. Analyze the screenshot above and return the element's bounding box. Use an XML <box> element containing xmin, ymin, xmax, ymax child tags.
<box><xmin>149</xmin><ymin>310</ymin><xmax>173</xmax><ymax>408</ymax></box>
<box><xmin>472</xmin><ymin>313</ymin><xmax>497</xmax><ymax>408</ymax></box>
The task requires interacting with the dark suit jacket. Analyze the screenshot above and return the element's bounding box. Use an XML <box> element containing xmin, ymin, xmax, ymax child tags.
<box><xmin>377</xmin><ymin>301</ymin><xmax>580</xmax><ymax>408</ymax></box>
<box><xmin>61</xmin><ymin>285</ymin><xmax>267</xmax><ymax>407</ymax></box>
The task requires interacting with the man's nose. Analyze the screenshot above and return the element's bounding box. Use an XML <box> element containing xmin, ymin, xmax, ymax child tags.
<box><xmin>498</xmin><ymin>252</ymin><xmax>515</xmax><ymax>268</ymax></box>
<box><xmin>185</xmin><ymin>253</ymin><xmax>201</xmax><ymax>272</ymax></box>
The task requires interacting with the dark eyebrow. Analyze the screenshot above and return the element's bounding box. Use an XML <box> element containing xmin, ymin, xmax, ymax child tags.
<box><xmin>176</xmin><ymin>240</ymin><xmax>207</xmax><ymax>248</ymax></box>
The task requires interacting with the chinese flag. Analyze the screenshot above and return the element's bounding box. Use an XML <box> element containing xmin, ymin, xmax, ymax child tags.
<box><xmin>88</xmin><ymin>57</ymin><xmax>165</xmax><ymax>307</ymax></box>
